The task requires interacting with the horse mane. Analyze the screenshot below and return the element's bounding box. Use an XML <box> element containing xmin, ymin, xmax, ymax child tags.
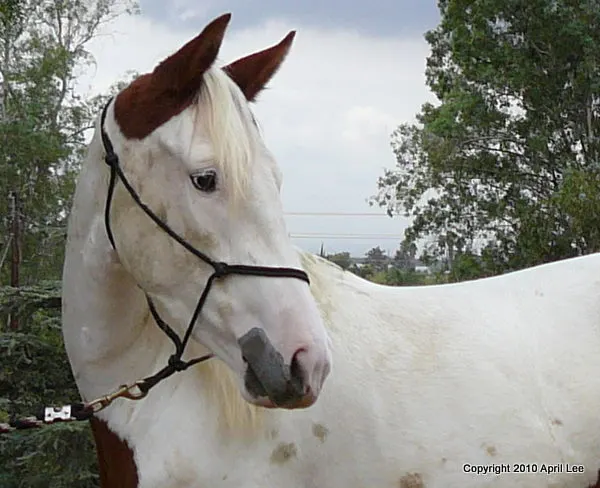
<box><xmin>190</xmin><ymin>66</ymin><xmax>259</xmax><ymax>202</ymax></box>
<box><xmin>195</xmin><ymin>359</ymin><xmax>265</xmax><ymax>434</ymax></box>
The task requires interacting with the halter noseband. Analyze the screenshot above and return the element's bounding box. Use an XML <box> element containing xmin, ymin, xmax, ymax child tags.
<box><xmin>99</xmin><ymin>99</ymin><xmax>310</xmax><ymax>396</ymax></box>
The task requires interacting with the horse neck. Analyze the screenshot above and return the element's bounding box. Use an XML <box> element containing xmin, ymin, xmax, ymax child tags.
<box><xmin>62</xmin><ymin>139</ymin><xmax>168</xmax><ymax>402</ymax></box>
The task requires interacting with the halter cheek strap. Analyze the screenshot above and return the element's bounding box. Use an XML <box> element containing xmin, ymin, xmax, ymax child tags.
<box><xmin>99</xmin><ymin>98</ymin><xmax>310</xmax><ymax>396</ymax></box>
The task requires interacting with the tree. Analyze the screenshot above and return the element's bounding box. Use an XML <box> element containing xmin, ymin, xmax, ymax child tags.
<box><xmin>0</xmin><ymin>282</ymin><xmax>99</xmax><ymax>487</ymax></box>
<box><xmin>0</xmin><ymin>0</ymin><xmax>139</xmax><ymax>288</ymax></box>
<box><xmin>0</xmin><ymin>1</ymin><xmax>138</xmax><ymax>485</ymax></box>
<box><xmin>325</xmin><ymin>251</ymin><xmax>352</xmax><ymax>270</ymax></box>
<box><xmin>371</xmin><ymin>0</ymin><xmax>600</xmax><ymax>272</ymax></box>
<box><xmin>364</xmin><ymin>246</ymin><xmax>388</xmax><ymax>273</ymax></box>
<box><xmin>392</xmin><ymin>240</ymin><xmax>417</xmax><ymax>271</ymax></box>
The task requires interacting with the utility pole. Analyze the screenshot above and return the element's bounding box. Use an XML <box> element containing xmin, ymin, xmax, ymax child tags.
<box><xmin>9</xmin><ymin>190</ymin><xmax>20</xmax><ymax>330</ymax></box>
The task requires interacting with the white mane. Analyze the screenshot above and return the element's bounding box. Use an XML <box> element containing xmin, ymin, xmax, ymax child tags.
<box><xmin>193</xmin><ymin>67</ymin><xmax>259</xmax><ymax>201</ymax></box>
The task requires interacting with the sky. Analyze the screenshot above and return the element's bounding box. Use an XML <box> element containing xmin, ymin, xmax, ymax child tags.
<box><xmin>79</xmin><ymin>0</ymin><xmax>440</xmax><ymax>256</ymax></box>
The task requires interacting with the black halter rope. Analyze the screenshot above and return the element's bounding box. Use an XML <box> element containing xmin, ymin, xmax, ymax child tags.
<box><xmin>100</xmin><ymin>99</ymin><xmax>310</xmax><ymax>396</ymax></box>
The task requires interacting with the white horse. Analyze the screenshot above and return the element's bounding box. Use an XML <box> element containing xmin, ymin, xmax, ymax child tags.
<box><xmin>62</xmin><ymin>13</ymin><xmax>600</xmax><ymax>488</ymax></box>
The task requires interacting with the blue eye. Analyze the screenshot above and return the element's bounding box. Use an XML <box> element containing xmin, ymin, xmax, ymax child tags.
<box><xmin>191</xmin><ymin>170</ymin><xmax>217</xmax><ymax>193</ymax></box>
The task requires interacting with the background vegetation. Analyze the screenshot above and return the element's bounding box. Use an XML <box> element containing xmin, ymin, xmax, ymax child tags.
<box><xmin>0</xmin><ymin>1</ymin><xmax>136</xmax><ymax>485</ymax></box>
<box><xmin>371</xmin><ymin>0</ymin><xmax>600</xmax><ymax>276</ymax></box>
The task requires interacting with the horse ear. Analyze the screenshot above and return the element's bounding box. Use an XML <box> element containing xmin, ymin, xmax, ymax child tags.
<box><xmin>114</xmin><ymin>13</ymin><xmax>231</xmax><ymax>139</ymax></box>
<box><xmin>152</xmin><ymin>13</ymin><xmax>231</xmax><ymax>94</ymax></box>
<box><xmin>224</xmin><ymin>31</ymin><xmax>296</xmax><ymax>102</ymax></box>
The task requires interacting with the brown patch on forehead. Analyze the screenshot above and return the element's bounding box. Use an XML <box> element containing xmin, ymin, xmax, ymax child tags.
<box><xmin>113</xmin><ymin>14</ymin><xmax>231</xmax><ymax>140</ymax></box>
<box><xmin>110</xmin><ymin>14</ymin><xmax>297</xmax><ymax>145</ymax></box>
<box><xmin>113</xmin><ymin>73</ymin><xmax>198</xmax><ymax>140</ymax></box>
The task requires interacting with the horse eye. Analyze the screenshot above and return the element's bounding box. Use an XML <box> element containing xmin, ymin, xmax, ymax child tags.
<box><xmin>191</xmin><ymin>170</ymin><xmax>217</xmax><ymax>193</ymax></box>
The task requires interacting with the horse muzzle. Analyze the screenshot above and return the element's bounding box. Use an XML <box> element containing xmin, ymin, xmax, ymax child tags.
<box><xmin>238</xmin><ymin>327</ymin><xmax>322</xmax><ymax>409</ymax></box>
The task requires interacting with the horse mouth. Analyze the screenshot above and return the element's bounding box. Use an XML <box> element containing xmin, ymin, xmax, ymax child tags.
<box><xmin>239</xmin><ymin>328</ymin><xmax>305</xmax><ymax>408</ymax></box>
<box><xmin>243</xmin><ymin>362</ymin><xmax>269</xmax><ymax>398</ymax></box>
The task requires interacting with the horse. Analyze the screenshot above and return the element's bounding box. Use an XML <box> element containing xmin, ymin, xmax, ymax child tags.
<box><xmin>62</xmin><ymin>13</ymin><xmax>600</xmax><ymax>488</ymax></box>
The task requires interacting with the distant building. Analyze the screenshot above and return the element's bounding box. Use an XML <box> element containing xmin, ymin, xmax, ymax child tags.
<box><xmin>414</xmin><ymin>264</ymin><xmax>431</xmax><ymax>274</ymax></box>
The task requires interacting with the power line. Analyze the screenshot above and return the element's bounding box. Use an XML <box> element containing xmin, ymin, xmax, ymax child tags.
<box><xmin>291</xmin><ymin>236</ymin><xmax>402</xmax><ymax>240</ymax></box>
<box><xmin>291</xmin><ymin>232</ymin><xmax>403</xmax><ymax>237</ymax></box>
<box><xmin>290</xmin><ymin>233</ymin><xmax>403</xmax><ymax>240</ymax></box>
<box><xmin>285</xmin><ymin>212</ymin><xmax>391</xmax><ymax>217</ymax></box>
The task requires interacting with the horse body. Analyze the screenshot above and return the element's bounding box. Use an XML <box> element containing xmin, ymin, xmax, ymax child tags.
<box><xmin>66</xmin><ymin>224</ymin><xmax>600</xmax><ymax>487</ymax></box>
<box><xmin>62</xmin><ymin>13</ymin><xmax>600</xmax><ymax>488</ymax></box>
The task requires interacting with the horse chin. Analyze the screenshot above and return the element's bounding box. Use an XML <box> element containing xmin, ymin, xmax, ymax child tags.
<box><xmin>248</xmin><ymin>397</ymin><xmax>278</xmax><ymax>409</ymax></box>
<box><xmin>241</xmin><ymin>389</ymin><xmax>318</xmax><ymax>410</ymax></box>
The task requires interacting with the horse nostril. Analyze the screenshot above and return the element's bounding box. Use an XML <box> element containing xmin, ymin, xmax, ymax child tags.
<box><xmin>290</xmin><ymin>348</ymin><xmax>308</xmax><ymax>394</ymax></box>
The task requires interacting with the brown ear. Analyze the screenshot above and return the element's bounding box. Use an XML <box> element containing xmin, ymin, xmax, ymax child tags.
<box><xmin>224</xmin><ymin>31</ymin><xmax>296</xmax><ymax>102</ymax></box>
<box><xmin>114</xmin><ymin>13</ymin><xmax>231</xmax><ymax>139</ymax></box>
<box><xmin>152</xmin><ymin>13</ymin><xmax>231</xmax><ymax>94</ymax></box>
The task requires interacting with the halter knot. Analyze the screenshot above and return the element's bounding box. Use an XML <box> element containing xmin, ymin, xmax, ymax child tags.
<box><xmin>104</xmin><ymin>153</ymin><xmax>118</xmax><ymax>167</ymax></box>
<box><xmin>212</xmin><ymin>261</ymin><xmax>230</xmax><ymax>278</ymax></box>
<box><xmin>168</xmin><ymin>355</ymin><xmax>188</xmax><ymax>372</ymax></box>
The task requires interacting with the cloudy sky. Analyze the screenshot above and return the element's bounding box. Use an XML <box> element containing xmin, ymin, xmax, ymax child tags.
<box><xmin>80</xmin><ymin>0</ymin><xmax>440</xmax><ymax>256</ymax></box>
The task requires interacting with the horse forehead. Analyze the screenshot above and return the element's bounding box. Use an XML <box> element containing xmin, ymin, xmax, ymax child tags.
<box><xmin>154</xmin><ymin>117</ymin><xmax>215</xmax><ymax>167</ymax></box>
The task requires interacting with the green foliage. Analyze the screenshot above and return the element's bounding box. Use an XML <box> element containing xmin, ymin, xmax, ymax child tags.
<box><xmin>325</xmin><ymin>251</ymin><xmax>352</xmax><ymax>270</ymax></box>
<box><xmin>0</xmin><ymin>0</ymin><xmax>138</xmax><ymax>285</ymax></box>
<box><xmin>372</xmin><ymin>0</ymin><xmax>600</xmax><ymax>272</ymax></box>
<box><xmin>326</xmin><ymin>245</ymin><xmax>437</xmax><ymax>286</ymax></box>
<box><xmin>0</xmin><ymin>422</ymin><xmax>98</xmax><ymax>488</ymax></box>
<box><xmin>0</xmin><ymin>282</ymin><xmax>99</xmax><ymax>487</ymax></box>
<box><xmin>447</xmin><ymin>252</ymin><xmax>485</xmax><ymax>282</ymax></box>
<box><xmin>393</xmin><ymin>240</ymin><xmax>417</xmax><ymax>271</ymax></box>
<box><xmin>364</xmin><ymin>246</ymin><xmax>389</xmax><ymax>273</ymax></box>
<box><xmin>0</xmin><ymin>0</ymin><xmax>138</xmax><ymax>485</ymax></box>
<box><xmin>366</xmin><ymin>267</ymin><xmax>433</xmax><ymax>286</ymax></box>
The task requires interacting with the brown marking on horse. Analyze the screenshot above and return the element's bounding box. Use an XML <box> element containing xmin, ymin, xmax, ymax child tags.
<box><xmin>90</xmin><ymin>417</ymin><xmax>138</xmax><ymax>488</ymax></box>
<box><xmin>270</xmin><ymin>442</ymin><xmax>298</xmax><ymax>464</ymax></box>
<box><xmin>224</xmin><ymin>31</ymin><xmax>295</xmax><ymax>102</ymax></box>
<box><xmin>399</xmin><ymin>472</ymin><xmax>424</xmax><ymax>488</ymax></box>
<box><xmin>482</xmin><ymin>443</ymin><xmax>497</xmax><ymax>456</ymax></box>
<box><xmin>114</xmin><ymin>14</ymin><xmax>231</xmax><ymax>140</ymax></box>
<box><xmin>113</xmin><ymin>14</ymin><xmax>294</xmax><ymax>141</ymax></box>
<box><xmin>312</xmin><ymin>422</ymin><xmax>329</xmax><ymax>443</ymax></box>
<box><xmin>90</xmin><ymin>13</ymin><xmax>299</xmax><ymax>485</ymax></box>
